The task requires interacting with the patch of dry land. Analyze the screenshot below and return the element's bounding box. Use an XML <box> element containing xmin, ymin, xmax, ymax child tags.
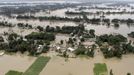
<box><xmin>40</xmin><ymin>51</ymin><xmax>134</xmax><ymax>75</ymax></box>
<box><xmin>0</xmin><ymin>54</ymin><xmax>36</xmax><ymax>75</ymax></box>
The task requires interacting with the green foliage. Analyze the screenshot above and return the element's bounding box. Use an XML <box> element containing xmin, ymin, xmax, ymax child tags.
<box><xmin>89</xmin><ymin>29</ymin><xmax>95</xmax><ymax>37</ymax></box>
<box><xmin>75</xmin><ymin>45</ymin><xmax>94</xmax><ymax>57</ymax></box>
<box><xmin>94</xmin><ymin>63</ymin><xmax>108</xmax><ymax>75</ymax></box>
<box><xmin>110</xmin><ymin>69</ymin><xmax>113</xmax><ymax>75</ymax></box>
<box><xmin>0</xmin><ymin>36</ymin><xmax>4</xmax><ymax>42</ymax></box>
<box><xmin>0</xmin><ymin>43</ymin><xmax>8</xmax><ymax>50</ymax></box>
<box><xmin>17</xmin><ymin>23</ymin><xmax>32</xmax><ymax>29</ymax></box>
<box><xmin>101</xmin><ymin>45</ymin><xmax>122</xmax><ymax>58</ymax></box>
<box><xmin>122</xmin><ymin>43</ymin><xmax>134</xmax><ymax>53</ymax></box>
<box><xmin>42</xmin><ymin>45</ymin><xmax>50</xmax><ymax>53</ymax></box>
<box><xmin>75</xmin><ymin>46</ymin><xmax>87</xmax><ymax>55</ymax></box>
<box><xmin>25</xmin><ymin>32</ymin><xmax>55</xmax><ymax>41</ymax></box>
<box><xmin>5</xmin><ymin>70</ymin><xmax>23</xmax><ymax>75</ymax></box>
<box><xmin>23</xmin><ymin>56</ymin><xmax>50</xmax><ymax>75</ymax></box>
<box><xmin>8</xmin><ymin>33</ymin><xmax>19</xmax><ymax>41</ymax></box>
<box><xmin>37</xmin><ymin>26</ymin><xmax>44</xmax><ymax>32</ymax></box>
<box><xmin>68</xmin><ymin>38</ymin><xmax>74</xmax><ymax>44</ymax></box>
<box><xmin>128</xmin><ymin>32</ymin><xmax>134</xmax><ymax>38</ymax></box>
<box><xmin>127</xmin><ymin>73</ymin><xmax>131</xmax><ymax>75</ymax></box>
<box><xmin>98</xmin><ymin>34</ymin><xmax>127</xmax><ymax>45</ymax></box>
<box><xmin>60</xmin><ymin>40</ymin><xmax>64</xmax><ymax>44</ymax></box>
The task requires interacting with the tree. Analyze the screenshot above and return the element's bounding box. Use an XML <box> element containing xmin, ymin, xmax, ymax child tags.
<box><xmin>25</xmin><ymin>32</ymin><xmax>55</xmax><ymax>41</ymax></box>
<box><xmin>110</xmin><ymin>69</ymin><xmax>113</xmax><ymax>75</ymax></box>
<box><xmin>68</xmin><ymin>38</ymin><xmax>74</xmax><ymax>44</ymax></box>
<box><xmin>55</xmin><ymin>26</ymin><xmax>61</xmax><ymax>32</ymax></box>
<box><xmin>0</xmin><ymin>36</ymin><xmax>4</xmax><ymax>42</ymax></box>
<box><xmin>60</xmin><ymin>40</ymin><xmax>64</xmax><ymax>44</ymax></box>
<box><xmin>37</xmin><ymin>26</ymin><xmax>44</xmax><ymax>32</ymax></box>
<box><xmin>8</xmin><ymin>33</ymin><xmax>19</xmax><ymax>41</ymax></box>
<box><xmin>89</xmin><ymin>29</ymin><xmax>95</xmax><ymax>37</ymax></box>
<box><xmin>75</xmin><ymin>45</ymin><xmax>86</xmax><ymax>55</ymax></box>
<box><xmin>127</xmin><ymin>73</ymin><xmax>131</xmax><ymax>75</ymax></box>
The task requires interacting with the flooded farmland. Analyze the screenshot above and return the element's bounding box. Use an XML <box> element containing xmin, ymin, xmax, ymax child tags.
<box><xmin>0</xmin><ymin>54</ymin><xmax>36</xmax><ymax>75</ymax></box>
<box><xmin>0</xmin><ymin>0</ymin><xmax>134</xmax><ymax>75</ymax></box>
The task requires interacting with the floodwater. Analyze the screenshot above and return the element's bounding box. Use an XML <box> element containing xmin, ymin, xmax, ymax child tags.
<box><xmin>0</xmin><ymin>54</ymin><xmax>36</xmax><ymax>75</ymax></box>
<box><xmin>85</xmin><ymin>23</ymin><xmax>134</xmax><ymax>37</ymax></box>
<box><xmin>0</xmin><ymin>3</ymin><xmax>134</xmax><ymax>75</ymax></box>
<box><xmin>1</xmin><ymin>4</ymin><xmax>134</xmax><ymax>37</ymax></box>
<box><xmin>40</xmin><ymin>51</ymin><xmax>134</xmax><ymax>75</ymax></box>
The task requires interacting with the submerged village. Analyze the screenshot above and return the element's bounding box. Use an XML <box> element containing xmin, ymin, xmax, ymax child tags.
<box><xmin>0</xmin><ymin>0</ymin><xmax>134</xmax><ymax>75</ymax></box>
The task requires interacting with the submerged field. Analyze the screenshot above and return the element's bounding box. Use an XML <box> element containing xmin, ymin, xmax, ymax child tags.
<box><xmin>40</xmin><ymin>52</ymin><xmax>134</xmax><ymax>75</ymax></box>
<box><xmin>94</xmin><ymin>63</ymin><xmax>107</xmax><ymax>75</ymax></box>
<box><xmin>0</xmin><ymin>54</ymin><xmax>36</xmax><ymax>75</ymax></box>
<box><xmin>0</xmin><ymin>52</ymin><xmax>134</xmax><ymax>75</ymax></box>
<box><xmin>5</xmin><ymin>70</ymin><xmax>23</xmax><ymax>75</ymax></box>
<box><xmin>0</xmin><ymin>1</ymin><xmax>134</xmax><ymax>75</ymax></box>
<box><xmin>23</xmin><ymin>56</ymin><xmax>50</xmax><ymax>75</ymax></box>
<box><xmin>4</xmin><ymin>56</ymin><xmax>50</xmax><ymax>75</ymax></box>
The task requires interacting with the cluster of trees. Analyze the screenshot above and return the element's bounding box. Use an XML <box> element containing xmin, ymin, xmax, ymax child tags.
<box><xmin>128</xmin><ymin>32</ymin><xmax>134</xmax><ymax>38</ymax></box>
<box><xmin>105</xmin><ymin>11</ymin><xmax>134</xmax><ymax>15</ymax></box>
<box><xmin>122</xmin><ymin>43</ymin><xmax>134</xmax><ymax>54</ymax></box>
<box><xmin>101</xmin><ymin>45</ymin><xmax>123</xmax><ymax>58</ymax></box>
<box><xmin>16</xmin><ymin>15</ymin><xmax>134</xmax><ymax>26</ymax></box>
<box><xmin>0</xmin><ymin>3</ymin><xmax>78</xmax><ymax>16</ymax></box>
<box><xmin>0</xmin><ymin>32</ymin><xmax>55</xmax><ymax>56</ymax></box>
<box><xmin>74</xmin><ymin>45</ymin><xmax>95</xmax><ymax>57</ymax></box>
<box><xmin>45</xmin><ymin>24</ymin><xmax>85</xmax><ymax>35</ymax></box>
<box><xmin>25</xmin><ymin>32</ymin><xmax>55</xmax><ymax>41</ymax></box>
<box><xmin>97</xmin><ymin>34</ymin><xmax>127</xmax><ymax>46</ymax></box>
<box><xmin>101</xmin><ymin>43</ymin><xmax>134</xmax><ymax>58</ymax></box>
<box><xmin>0</xmin><ymin>36</ymin><xmax>4</xmax><ymax>42</ymax></box>
<box><xmin>65</xmin><ymin>11</ymin><xmax>89</xmax><ymax>15</ymax></box>
<box><xmin>86</xmin><ymin>11</ymin><xmax>134</xmax><ymax>15</ymax></box>
<box><xmin>82</xmin><ymin>29</ymin><xmax>95</xmax><ymax>39</ymax></box>
<box><xmin>111</xmin><ymin>18</ymin><xmax>134</xmax><ymax>24</ymax></box>
<box><xmin>17</xmin><ymin>23</ymin><xmax>33</xmax><ymax>29</ymax></box>
<box><xmin>89</xmin><ymin>18</ymin><xmax>134</xmax><ymax>25</ymax></box>
<box><xmin>0</xmin><ymin>21</ymin><xmax>14</xmax><ymax>27</ymax></box>
<box><xmin>96</xmin><ymin>34</ymin><xmax>132</xmax><ymax>58</ymax></box>
<box><xmin>16</xmin><ymin>15</ymin><xmax>83</xmax><ymax>22</ymax></box>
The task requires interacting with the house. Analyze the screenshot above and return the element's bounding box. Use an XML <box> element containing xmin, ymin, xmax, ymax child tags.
<box><xmin>37</xmin><ymin>45</ymin><xmax>43</xmax><ymax>53</ymax></box>
<box><xmin>82</xmin><ymin>41</ymin><xmax>95</xmax><ymax>48</ymax></box>
<box><xmin>0</xmin><ymin>51</ymin><xmax>4</xmax><ymax>56</ymax></box>
<box><xmin>67</xmin><ymin>47</ymin><xmax>75</xmax><ymax>52</ymax></box>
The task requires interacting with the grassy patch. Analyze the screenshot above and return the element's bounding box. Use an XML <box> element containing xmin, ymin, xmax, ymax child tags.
<box><xmin>5</xmin><ymin>70</ymin><xmax>23</xmax><ymax>75</ymax></box>
<box><xmin>93</xmin><ymin>63</ymin><xmax>108</xmax><ymax>75</ymax></box>
<box><xmin>23</xmin><ymin>56</ymin><xmax>50</xmax><ymax>75</ymax></box>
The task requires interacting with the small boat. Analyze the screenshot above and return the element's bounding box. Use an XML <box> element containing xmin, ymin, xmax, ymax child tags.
<box><xmin>0</xmin><ymin>52</ymin><xmax>4</xmax><ymax>56</ymax></box>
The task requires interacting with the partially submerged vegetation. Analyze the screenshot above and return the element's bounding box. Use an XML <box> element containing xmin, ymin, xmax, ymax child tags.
<box><xmin>75</xmin><ymin>45</ymin><xmax>95</xmax><ymax>57</ymax></box>
<box><xmin>0</xmin><ymin>32</ymin><xmax>55</xmax><ymax>56</ymax></box>
<box><xmin>23</xmin><ymin>56</ymin><xmax>50</xmax><ymax>75</ymax></box>
<box><xmin>15</xmin><ymin>15</ymin><xmax>134</xmax><ymax>25</ymax></box>
<box><xmin>128</xmin><ymin>32</ymin><xmax>134</xmax><ymax>38</ymax></box>
<box><xmin>1</xmin><ymin>2</ymin><xmax>134</xmax><ymax>75</ymax></box>
<box><xmin>16</xmin><ymin>15</ymin><xmax>83</xmax><ymax>22</ymax></box>
<box><xmin>93</xmin><ymin>63</ymin><xmax>108</xmax><ymax>75</ymax></box>
<box><xmin>5</xmin><ymin>70</ymin><xmax>23</xmax><ymax>75</ymax></box>
<box><xmin>5</xmin><ymin>56</ymin><xmax>50</xmax><ymax>75</ymax></box>
<box><xmin>96</xmin><ymin>34</ymin><xmax>134</xmax><ymax>58</ymax></box>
